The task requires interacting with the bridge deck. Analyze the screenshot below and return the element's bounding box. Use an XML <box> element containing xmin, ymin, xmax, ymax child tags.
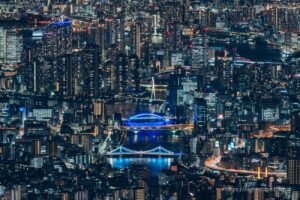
<box><xmin>120</xmin><ymin>124</ymin><xmax>193</xmax><ymax>130</ymax></box>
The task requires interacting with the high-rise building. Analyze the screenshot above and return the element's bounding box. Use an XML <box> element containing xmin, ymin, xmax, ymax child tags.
<box><xmin>128</xmin><ymin>54</ymin><xmax>141</xmax><ymax>94</ymax></box>
<box><xmin>288</xmin><ymin>158</ymin><xmax>300</xmax><ymax>185</ymax></box>
<box><xmin>167</xmin><ymin>67</ymin><xmax>184</xmax><ymax>114</ymax></box>
<box><xmin>291</xmin><ymin>109</ymin><xmax>300</xmax><ymax>135</ymax></box>
<box><xmin>22</xmin><ymin>40</ymin><xmax>43</xmax><ymax>93</ymax></box>
<box><xmin>82</xmin><ymin>44</ymin><xmax>101</xmax><ymax>99</ymax></box>
<box><xmin>0</xmin><ymin>28</ymin><xmax>23</xmax><ymax>64</ymax></box>
<box><xmin>57</xmin><ymin>54</ymin><xmax>73</xmax><ymax>98</ymax></box>
<box><xmin>103</xmin><ymin>60</ymin><xmax>116</xmax><ymax>97</ymax></box>
<box><xmin>43</xmin><ymin>19</ymin><xmax>73</xmax><ymax>95</ymax></box>
<box><xmin>194</xmin><ymin>98</ymin><xmax>208</xmax><ymax>135</ymax></box>
<box><xmin>115</xmin><ymin>53</ymin><xmax>140</xmax><ymax>96</ymax></box>
<box><xmin>292</xmin><ymin>74</ymin><xmax>300</xmax><ymax>96</ymax></box>
<box><xmin>216</xmin><ymin>57</ymin><xmax>233</xmax><ymax>90</ymax></box>
<box><xmin>134</xmin><ymin>22</ymin><xmax>142</xmax><ymax>58</ymax></box>
<box><xmin>191</xmin><ymin>34</ymin><xmax>208</xmax><ymax>75</ymax></box>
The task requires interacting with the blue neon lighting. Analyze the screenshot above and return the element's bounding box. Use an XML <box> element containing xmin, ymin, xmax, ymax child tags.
<box><xmin>129</xmin><ymin>113</ymin><xmax>165</xmax><ymax>121</ymax></box>
<box><xmin>124</xmin><ymin>113</ymin><xmax>173</xmax><ymax>126</ymax></box>
<box><xmin>49</xmin><ymin>19</ymin><xmax>72</xmax><ymax>27</ymax></box>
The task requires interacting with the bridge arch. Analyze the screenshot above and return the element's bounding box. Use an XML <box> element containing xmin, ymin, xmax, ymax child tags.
<box><xmin>124</xmin><ymin>113</ymin><xmax>172</xmax><ymax>126</ymax></box>
<box><xmin>104</xmin><ymin>146</ymin><xmax>180</xmax><ymax>156</ymax></box>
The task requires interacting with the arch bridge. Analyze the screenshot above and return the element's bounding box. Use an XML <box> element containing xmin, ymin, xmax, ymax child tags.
<box><xmin>104</xmin><ymin>146</ymin><xmax>182</xmax><ymax>157</ymax></box>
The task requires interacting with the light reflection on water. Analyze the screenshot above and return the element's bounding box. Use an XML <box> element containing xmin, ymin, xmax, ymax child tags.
<box><xmin>126</xmin><ymin>130</ymin><xmax>185</xmax><ymax>151</ymax></box>
<box><xmin>108</xmin><ymin>157</ymin><xmax>174</xmax><ymax>176</ymax></box>
<box><xmin>108</xmin><ymin>130</ymin><xmax>184</xmax><ymax>176</ymax></box>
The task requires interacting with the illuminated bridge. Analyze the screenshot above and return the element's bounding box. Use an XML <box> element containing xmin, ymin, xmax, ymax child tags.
<box><xmin>104</xmin><ymin>146</ymin><xmax>182</xmax><ymax>157</ymax></box>
<box><xmin>123</xmin><ymin>113</ymin><xmax>173</xmax><ymax>127</ymax></box>
<box><xmin>120</xmin><ymin>113</ymin><xmax>193</xmax><ymax>134</ymax></box>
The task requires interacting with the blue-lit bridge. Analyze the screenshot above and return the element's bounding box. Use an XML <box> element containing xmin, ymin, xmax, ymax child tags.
<box><xmin>120</xmin><ymin>113</ymin><xmax>193</xmax><ymax>133</ymax></box>
<box><xmin>104</xmin><ymin>146</ymin><xmax>182</xmax><ymax>157</ymax></box>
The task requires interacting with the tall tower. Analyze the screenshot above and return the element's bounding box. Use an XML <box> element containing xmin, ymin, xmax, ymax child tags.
<box><xmin>57</xmin><ymin>53</ymin><xmax>73</xmax><ymax>98</ymax></box>
<box><xmin>115</xmin><ymin>54</ymin><xmax>128</xmax><ymax>96</ymax></box>
<box><xmin>194</xmin><ymin>98</ymin><xmax>208</xmax><ymax>136</ymax></box>
<box><xmin>43</xmin><ymin>18</ymin><xmax>73</xmax><ymax>96</ymax></box>
<box><xmin>182</xmin><ymin>0</ymin><xmax>190</xmax><ymax>24</ymax></box>
<box><xmin>150</xmin><ymin>77</ymin><xmax>156</xmax><ymax>102</ymax></box>
<box><xmin>151</xmin><ymin>15</ymin><xmax>163</xmax><ymax>45</ymax></box>
<box><xmin>287</xmin><ymin>158</ymin><xmax>300</xmax><ymax>185</ymax></box>
<box><xmin>135</xmin><ymin>22</ymin><xmax>142</xmax><ymax>58</ymax></box>
<box><xmin>191</xmin><ymin>34</ymin><xmax>208</xmax><ymax>76</ymax></box>
<box><xmin>82</xmin><ymin>44</ymin><xmax>101</xmax><ymax>99</ymax></box>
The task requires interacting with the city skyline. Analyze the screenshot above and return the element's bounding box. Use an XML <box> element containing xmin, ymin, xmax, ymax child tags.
<box><xmin>0</xmin><ymin>0</ymin><xmax>300</xmax><ymax>199</ymax></box>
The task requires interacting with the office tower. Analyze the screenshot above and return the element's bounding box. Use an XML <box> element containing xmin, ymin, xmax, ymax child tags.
<box><xmin>82</xmin><ymin>44</ymin><xmax>101</xmax><ymax>99</ymax></box>
<box><xmin>103</xmin><ymin>60</ymin><xmax>116</xmax><ymax>97</ymax></box>
<box><xmin>115</xmin><ymin>53</ymin><xmax>128</xmax><ymax>95</ymax></box>
<box><xmin>72</xmin><ymin>50</ymin><xmax>84</xmax><ymax>97</ymax></box>
<box><xmin>182</xmin><ymin>0</ymin><xmax>190</xmax><ymax>24</ymax></box>
<box><xmin>291</xmin><ymin>109</ymin><xmax>300</xmax><ymax>135</ymax></box>
<box><xmin>22</xmin><ymin>40</ymin><xmax>43</xmax><ymax>93</ymax></box>
<box><xmin>191</xmin><ymin>34</ymin><xmax>208</xmax><ymax>75</ymax></box>
<box><xmin>194</xmin><ymin>98</ymin><xmax>208</xmax><ymax>135</ymax></box>
<box><xmin>167</xmin><ymin>67</ymin><xmax>184</xmax><ymax>114</ymax></box>
<box><xmin>88</xmin><ymin>22</ymin><xmax>101</xmax><ymax>47</ymax></box>
<box><xmin>135</xmin><ymin>22</ymin><xmax>142</xmax><ymax>58</ymax></box>
<box><xmin>57</xmin><ymin>53</ymin><xmax>73</xmax><ymax>98</ymax></box>
<box><xmin>116</xmin><ymin>17</ymin><xmax>125</xmax><ymax>51</ymax></box>
<box><xmin>288</xmin><ymin>158</ymin><xmax>300</xmax><ymax>185</ymax></box>
<box><xmin>292</xmin><ymin>74</ymin><xmax>300</xmax><ymax>96</ymax></box>
<box><xmin>43</xmin><ymin>19</ymin><xmax>72</xmax><ymax>58</ymax></box>
<box><xmin>104</xmin><ymin>18</ymin><xmax>114</xmax><ymax>49</ymax></box>
<box><xmin>216</xmin><ymin>57</ymin><xmax>233</xmax><ymax>90</ymax></box>
<box><xmin>43</xmin><ymin>19</ymin><xmax>72</xmax><ymax>95</ymax></box>
<box><xmin>0</xmin><ymin>28</ymin><xmax>23</xmax><ymax>64</ymax></box>
<box><xmin>128</xmin><ymin>54</ymin><xmax>141</xmax><ymax>94</ymax></box>
<box><xmin>164</xmin><ymin>22</ymin><xmax>182</xmax><ymax>66</ymax></box>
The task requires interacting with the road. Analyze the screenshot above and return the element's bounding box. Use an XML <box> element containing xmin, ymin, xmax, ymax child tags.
<box><xmin>204</xmin><ymin>140</ymin><xmax>286</xmax><ymax>178</ymax></box>
<box><xmin>120</xmin><ymin>124</ymin><xmax>193</xmax><ymax>131</ymax></box>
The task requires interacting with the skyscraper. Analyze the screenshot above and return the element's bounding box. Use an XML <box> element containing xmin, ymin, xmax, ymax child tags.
<box><xmin>22</xmin><ymin>40</ymin><xmax>43</xmax><ymax>93</ymax></box>
<box><xmin>288</xmin><ymin>158</ymin><xmax>300</xmax><ymax>185</ymax></box>
<box><xmin>191</xmin><ymin>34</ymin><xmax>208</xmax><ymax>75</ymax></box>
<box><xmin>0</xmin><ymin>28</ymin><xmax>23</xmax><ymax>64</ymax></box>
<box><xmin>291</xmin><ymin>108</ymin><xmax>300</xmax><ymax>135</ymax></box>
<box><xmin>82</xmin><ymin>44</ymin><xmax>101</xmax><ymax>99</ymax></box>
<box><xmin>134</xmin><ymin>22</ymin><xmax>142</xmax><ymax>59</ymax></box>
<box><xmin>43</xmin><ymin>19</ymin><xmax>73</xmax><ymax>96</ymax></box>
<box><xmin>57</xmin><ymin>54</ymin><xmax>73</xmax><ymax>98</ymax></box>
<box><xmin>194</xmin><ymin>98</ymin><xmax>208</xmax><ymax>135</ymax></box>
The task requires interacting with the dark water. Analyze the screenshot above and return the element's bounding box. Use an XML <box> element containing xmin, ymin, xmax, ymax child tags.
<box><xmin>109</xmin><ymin>129</ymin><xmax>186</xmax><ymax>176</ymax></box>
<box><xmin>108</xmin><ymin>157</ymin><xmax>174</xmax><ymax>176</ymax></box>
<box><xmin>125</xmin><ymin>130</ymin><xmax>185</xmax><ymax>151</ymax></box>
<box><xmin>210</xmin><ymin>42</ymin><xmax>281</xmax><ymax>62</ymax></box>
<box><xmin>235</xmin><ymin>43</ymin><xmax>281</xmax><ymax>62</ymax></box>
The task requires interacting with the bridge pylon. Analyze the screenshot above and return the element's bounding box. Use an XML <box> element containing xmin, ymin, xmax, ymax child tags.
<box><xmin>150</xmin><ymin>77</ymin><xmax>156</xmax><ymax>102</ymax></box>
